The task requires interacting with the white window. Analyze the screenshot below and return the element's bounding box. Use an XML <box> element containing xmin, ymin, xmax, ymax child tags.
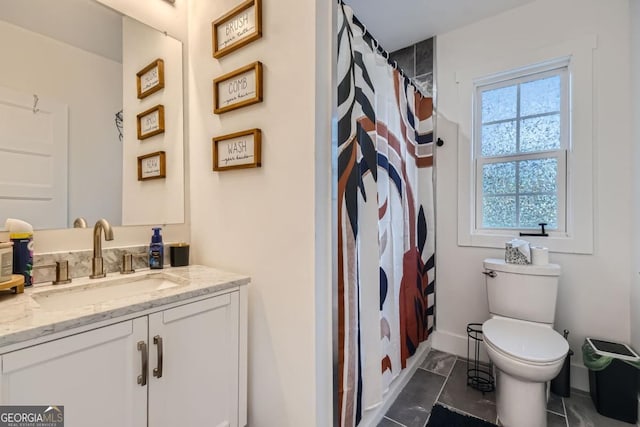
<box><xmin>475</xmin><ymin>63</ymin><xmax>568</xmax><ymax>232</ymax></box>
<box><xmin>455</xmin><ymin>38</ymin><xmax>595</xmax><ymax>254</ymax></box>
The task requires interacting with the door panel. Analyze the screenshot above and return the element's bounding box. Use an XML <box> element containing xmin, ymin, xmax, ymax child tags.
<box><xmin>0</xmin><ymin>318</ymin><xmax>148</xmax><ymax>427</ymax></box>
<box><xmin>0</xmin><ymin>86</ymin><xmax>68</xmax><ymax>228</ymax></box>
<box><xmin>148</xmin><ymin>293</ymin><xmax>240</xmax><ymax>427</ymax></box>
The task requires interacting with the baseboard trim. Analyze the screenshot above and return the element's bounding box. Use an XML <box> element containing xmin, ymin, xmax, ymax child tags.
<box><xmin>357</xmin><ymin>340</ymin><xmax>432</xmax><ymax>427</ymax></box>
<box><xmin>431</xmin><ymin>329</ymin><xmax>489</xmax><ymax>362</ymax></box>
<box><xmin>570</xmin><ymin>363</ymin><xmax>588</xmax><ymax>392</ymax></box>
<box><xmin>431</xmin><ymin>329</ymin><xmax>590</xmax><ymax>392</ymax></box>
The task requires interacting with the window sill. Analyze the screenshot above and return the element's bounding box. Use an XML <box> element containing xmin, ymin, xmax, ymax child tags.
<box><xmin>459</xmin><ymin>231</ymin><xmax>593</xmax><ymax>254</ymax></box>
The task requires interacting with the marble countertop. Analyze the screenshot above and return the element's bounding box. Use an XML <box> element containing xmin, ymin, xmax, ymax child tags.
<box><xmin>0</xmin><ymin>265</ymin><xmax>250</xmax><ymax>348</ymax></box>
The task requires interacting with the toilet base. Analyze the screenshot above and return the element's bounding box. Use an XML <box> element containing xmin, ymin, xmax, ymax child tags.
<box><xmin>495</xmin><ymin>370</ymin><xmax>547</xmax><ymax>427</ymax></box>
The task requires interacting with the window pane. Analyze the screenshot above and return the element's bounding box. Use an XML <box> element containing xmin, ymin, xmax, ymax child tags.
<box><xmin>482</xmin><ymin>85</ymin><xmax>517</xmax><ymax>123</ymax></box>
<box><xmin>483</xmin><ymin>162</ymin><xmax>516</xmax><ymax>195</ymax></box>
<box><xmin>520</xmin><ymin>114</ymin><xmax>561</xmax><ymax>153</ymax></box>
<box><xmin>518</xmin><ymin>158</ymin><xmax>557</xmax><ymax>193</ymax></box>
<box><xmin>483</xmin><ymin>196</ymin><xmax>516</xmax><ymax>228</ymax></box>
<box><xmin>481</xmin><ymin>121</ymin><xmax>516</xmax><ymax>156</ymax></box>
<box><xmin>520</xmin><ymin>75</ymin><xmax>561</xmax><ymax>116</ymax></box>
<box><xmin>519</xmin><ymin>195</ymin><xmax>558</xmax><ymax>228</ymax></box>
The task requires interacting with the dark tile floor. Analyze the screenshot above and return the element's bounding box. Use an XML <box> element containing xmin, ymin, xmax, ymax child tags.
<box><xmin>378</xmin><ymin>349</ymin><xmax>635</xmax><ymax>427</ymax></box>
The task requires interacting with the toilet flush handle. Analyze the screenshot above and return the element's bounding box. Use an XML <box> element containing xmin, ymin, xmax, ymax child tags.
<box><xmin>482</xmin><ymin>270</ymin><xmax>497</xmax><ymax>278</ymax></box>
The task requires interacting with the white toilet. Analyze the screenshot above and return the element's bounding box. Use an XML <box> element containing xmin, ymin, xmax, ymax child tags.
<box><xmin>482</xmin><ymin>258</ymin><xmax>569</xmax><ymax>427</ymax></box>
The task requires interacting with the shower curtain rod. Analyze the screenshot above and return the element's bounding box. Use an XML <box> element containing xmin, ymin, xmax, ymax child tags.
<box><xmin>339</xmin><ymin>0</ymin><xmax>426</xmax><ymax>97</ymax></box>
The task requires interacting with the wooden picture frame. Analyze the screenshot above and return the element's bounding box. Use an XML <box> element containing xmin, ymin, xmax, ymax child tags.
<box><xmin>213</xmin><ymin>61</ymin><xmax>263</xmax><ymax>114</ymax></box>
<box><xmin>138</xmin><ymin>151</ymin><xmax>166</xmax><ymax>181</ymax></box>
<box><xmin>212</xmin><ymin>0</ymin><xmax>262</xmax><ymax>59</ymax></box>
<box><xmin>212</xmin><ymin>128</ymin><xmax>262</xmax><ymax>171</ymax></box>
<box><xmin>136</xmin><ymin>59</ymin><xmax>165</xmax><ymax>99</ymax></box>
<box><xmin>137</xmin><ymin>105</ymin><xmax>165</xmax><ymax>140</ymax></box>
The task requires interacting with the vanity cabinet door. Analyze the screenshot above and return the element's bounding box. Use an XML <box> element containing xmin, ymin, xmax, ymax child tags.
<box><xmin>0</xmin><ymin>318</ymin><xmax>148</xmax><ymax>427</ymax></box>
<box><xmin>148</xmin><ymin>291</ymin><xmax>240</xmax><ymax>427</ymax></box>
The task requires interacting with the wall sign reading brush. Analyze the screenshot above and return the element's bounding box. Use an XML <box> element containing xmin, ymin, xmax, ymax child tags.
<box><xmin>212</xmin><ymin>0</ymin><xmax>262</xmax><ymax>59</ymax></box>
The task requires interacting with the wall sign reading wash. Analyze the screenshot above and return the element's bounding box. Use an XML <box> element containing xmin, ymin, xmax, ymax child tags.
<box><xmin>138</xmin><ymin>151</ymin><xmax>166</xmax><ymax>181</ymax></box>
<box><xmin>212</xmin><ymin>0</ymin><xmax>262</xmax><ymax>59</ymax></box>
<box><xmin>213</xmin><ymin>62</ymin><xmax>263</xmax><ymax>114</ymax></box>
<box><xmin>212</xmin><ymin>129</ymin><xmax>261</xmax><ymax>171</ymax></box>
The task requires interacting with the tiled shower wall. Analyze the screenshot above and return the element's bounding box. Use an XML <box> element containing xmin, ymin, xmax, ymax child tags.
<box><xmin>389</xmin><ymin>37</ymin><xmax>434</xmax><ymax>97</ymax></box>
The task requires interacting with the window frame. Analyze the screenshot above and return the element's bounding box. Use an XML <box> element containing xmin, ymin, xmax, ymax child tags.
<box><xmin>473</xmin><ymin>64</ymin><xmax>569</xmax><ymax>233</ymax></box>
<box><xmin>453</xmin><ymin>36</ymin><xmax>596</xmax><ymax>254</ymax></box>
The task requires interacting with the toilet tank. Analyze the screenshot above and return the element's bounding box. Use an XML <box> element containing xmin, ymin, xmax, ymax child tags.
<box><xmin>483</xmin><ymin>258</ymin><xmax>561</xmax><ymax>325</ymax></box>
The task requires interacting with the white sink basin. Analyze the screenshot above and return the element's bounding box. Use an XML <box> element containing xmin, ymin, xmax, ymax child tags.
<box><xmin>32</xmin><ymin>274</ymin><xmax>183</xmax><ymax>311</ymax></box>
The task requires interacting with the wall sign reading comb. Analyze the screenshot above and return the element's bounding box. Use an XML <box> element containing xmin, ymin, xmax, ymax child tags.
<box><xmin>213</xmin><ymin>61</ymin><xmax>263</xmax><ymax>114</ymax></box>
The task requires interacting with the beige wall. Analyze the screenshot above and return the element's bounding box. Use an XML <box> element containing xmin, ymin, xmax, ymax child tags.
<box><xmin>187</xmin><ymin>0</ymin><xmax>332</xmax><ymax>425</ymax></box>
<box><xmin>435</xmin><ymin>0</ymin><xmax>632</xmax><ymax>390</ymax></box>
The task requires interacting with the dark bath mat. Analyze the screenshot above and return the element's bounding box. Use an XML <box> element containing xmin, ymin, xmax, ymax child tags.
<box><xmin>426</xmin><ymin>404</ymin><xmax>497</xmax><ymax>427</ymax></box>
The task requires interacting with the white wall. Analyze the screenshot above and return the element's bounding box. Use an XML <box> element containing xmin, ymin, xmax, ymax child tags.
<box><xmin>95</xmin><ymin>0</ymin><xmax>186</xmax><ymax>42</ymax></box>
<box><xmin>187</xmin><ymin>0</ymin><xmax>332</xmax><ymax>425</ymax></box>
<box><xmin>0</xmin><ymin>20</ymin><xmax>122</xmax><ymax>228</ymax></box>
<box><xmin>434</xmin><ymin>0</ymin><xmax>632</xmax><ymax>390</ymax></box>
<box><xmin>631</xmin><ymin>0</ymin><xmax>640</xmax><ymax>354</ymax></box>
<box><xmin>122</xmin><ymin>17</ymin><xmax>184</xmax><ymax>226</ymax></box>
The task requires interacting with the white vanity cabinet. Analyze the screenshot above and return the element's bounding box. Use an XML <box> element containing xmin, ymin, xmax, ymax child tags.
<box><xmin>0</xmin><ymin>289</ymin><xmax>247</xmax><ymax>427</ymax></box>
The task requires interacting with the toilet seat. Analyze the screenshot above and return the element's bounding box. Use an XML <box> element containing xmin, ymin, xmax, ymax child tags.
<box><xmin>483</xmin><ymin>318</ymin><xmax>568</xmax><ymax>364</ymax></box>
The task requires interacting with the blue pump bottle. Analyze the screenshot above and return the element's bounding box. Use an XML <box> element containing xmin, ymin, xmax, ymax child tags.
<box><xmin>149</xmin><ymin>227</ymin><xmax>164</xmax><ymax>269</ymax></box>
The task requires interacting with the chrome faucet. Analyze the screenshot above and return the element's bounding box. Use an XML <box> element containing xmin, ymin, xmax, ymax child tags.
<box><xmin>90</xmin><ymin>219</ymin><xmax>114</xmax><ymax>279</ymax></box>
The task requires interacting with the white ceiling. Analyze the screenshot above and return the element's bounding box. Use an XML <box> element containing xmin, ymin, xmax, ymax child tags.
<box><xmin>344</xmin><ymin>0</ymin><xmax>536</xmax><ymax>52</ymax></box>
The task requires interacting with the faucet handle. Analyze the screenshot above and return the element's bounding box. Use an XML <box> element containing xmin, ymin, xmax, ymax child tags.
<box><xmin>121</xmin><ymin>253</ymin><xmax>135</xmax><ymax>275</ymax></box>
<box><xmin>53</xmin><ymin>260</ymin><xmax>72</xmax><ymax>285</ymax></box>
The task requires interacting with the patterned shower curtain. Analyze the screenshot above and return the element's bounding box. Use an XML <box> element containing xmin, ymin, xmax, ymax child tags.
<box><xmin>336</xmin><ymin>3</ymin><xmax>436</xmax><ymax>427</ymax></box>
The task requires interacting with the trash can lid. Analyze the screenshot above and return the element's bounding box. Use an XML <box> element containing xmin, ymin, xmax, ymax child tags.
<box><xmin>583</xmin><ymin>338</ymin><xmax>640</xmax><ymax>370</ymax></box>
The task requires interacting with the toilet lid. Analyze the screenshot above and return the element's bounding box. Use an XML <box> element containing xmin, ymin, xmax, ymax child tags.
<box><xmin>483</xmin><ymin>318</ymin><xmax>568</xmax><ymax>363</ymax></box>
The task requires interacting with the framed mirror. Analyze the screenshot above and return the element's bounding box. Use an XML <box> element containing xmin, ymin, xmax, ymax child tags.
<box><xmin>0</xmin><ymin>0</ymin><xmax>185</xmax><ymax>230</ymax></box>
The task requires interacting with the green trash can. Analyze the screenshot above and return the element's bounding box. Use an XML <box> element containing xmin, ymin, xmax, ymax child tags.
<box><xmin>583</xmin><ymin>338</ymin><xmax>640</xmax><ymax>424</ymax></box>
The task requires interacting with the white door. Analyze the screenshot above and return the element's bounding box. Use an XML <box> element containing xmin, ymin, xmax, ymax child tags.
<box><xmin>0</xmin><ymin>86</ymin><xmax>68</xmax><ymax>228</ymax></box>
<box><xmin>0</xmin><ymin>318</ymin><xmax>148</xmax><ymax>427</ymax></box>
<box><xmin>148</xmin><ymin>293</ymin><xmax>240</xmax><ymax>427</ymax></box>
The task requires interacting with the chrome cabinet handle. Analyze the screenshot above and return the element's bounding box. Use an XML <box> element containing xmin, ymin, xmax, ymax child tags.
<box><xmin>137</xmin><ymin>341</ymin><xmax>148</xmax><ymax>386</ymax></box>
<box><xmin>153</xmin><ymin>335</ymin><xmax>163</xmax><ymax>379</ymax></box>
<box><xmin>482</xmin><ymin>270</ymin><xmax>497</xmax><ymax>278</ymax></box>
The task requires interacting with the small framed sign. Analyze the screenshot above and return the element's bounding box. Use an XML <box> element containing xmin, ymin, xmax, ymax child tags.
<box><xmin>138</xmin><ymin>151</ymin><xmax>166</xmax><ymax>181</ymax></box>
<box><xmin>213</xmin><ymin>62</ymin><xmax>263</xmax><ymax>114</ymax></box>
<box><xmin>212</xmin><ymin>0</ymin><xmax>262</xmax><ymax>59</ymax></box>
<box><xmin>137</xmin><ymin>105</ymin><xmax>165</xmax><ymax>140</ymax></box>
<box><xmin>136</xmin><ymin>59</ymin><xmax>165</xmax><ymax>99</ymax></box>
<box><xmin>212</xmin><ymin>128</ymin><xmax>261</xmax><ymax>171</ymax></box>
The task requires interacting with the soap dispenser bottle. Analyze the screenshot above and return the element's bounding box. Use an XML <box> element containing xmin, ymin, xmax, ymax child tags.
<box><xmin>149</xmin><ymin>227</ymin><xmax>164</xmax><ymax>269</ymax></box>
